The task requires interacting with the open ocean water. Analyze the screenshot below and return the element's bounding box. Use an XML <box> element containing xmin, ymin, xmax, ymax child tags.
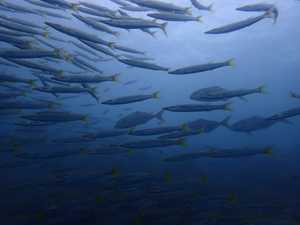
<box><xmin>0</xmin><ymin>0</ymin><xmax>300</xmax><ymax>224</ymax></box>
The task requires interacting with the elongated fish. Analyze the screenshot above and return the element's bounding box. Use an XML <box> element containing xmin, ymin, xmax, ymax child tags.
<box><xmin>163</xmin><ymin>101</ymin><xmax>232</xmax><ymax>112</ymax></box>
<box><xmin>205</xmin><ymin>8</ymin><xmax>274</xmax><ymax>34</ymax></box>
<box><xmin>51</xmin><ymin>73</ymin><xmax>120</xmax><ymax>83</ymax></box>
<box><xmin>102</xmin><ymin>91</ymin><xmax>160</xmax><ymax>105</ymax></box>
<box><xmin>40</xmin><ymin>0</ymin><xmax>79</xmax><ymax>12</ymax></box>
<box><xmin>188</xmin><ymin>116</ymin><xmax>232</xmax><ymax>132</ymax></box>
<box><xmin>0</xmin><ymin>0</ymin><xmax>43</xmax><ymax>16</ymax></box>
<box><xmin>83</xmin><ymin>128</ymin><xmax>133</xmax><ymax>138</ymax></box>
<box><xmin>191</xmin><ymin>0</ymin><xmax>213</xmax><ymax>12</ymax></box>
<box><xmin>266</xmin><ymin>106</ymin><xmax>300</xmax><ymax>120</ymax></box>
<box><xmin>0</xmin><ymin>15</ymin><xmax>46</xmax><ymax>29</ymax></box>
<box><xmin>33</xmin><ymin>86</ymin><xmax>98</xmax><ymax>95</ymax></box>
<box><xmin>236</xmin><ymin>3</ymin><xmax>279</xmax><ymax>25</ymax></box>
<box><xmin>158</xmin><ymin>128</ymin><xmax>204</xmax><ymax>139</ymax></box>
<box><xmin>288</xmin><ymin>91</ymin><xmax>300</xmax><ymax>99</ymax></box>
<box><xmin>0</xmin><ymin>72</ymin><xmax>37</xmax><ymax>85</ymax></box>
<box><xmin>79</xmin><ymin>39</ymin><xmax>118</xmax><ymax>58</ymax></box>
<box><xmin>117</xmin><ymin>57</ymin><xmax>170</xmax><ymax>71</ymax></box>
<box><xmin>120</xmin><ymin>138</ymin><xmax>188</xmax><ymax>148</ymax></box>
<box><xmin>20</xmin><ymin>111</ymin><xmax>89</xmax><ymax>123</ymax></box>
<box><xmin>147</xmin><ymin>12</ymin><xmax>203</xmax><ymax>23</ymax></box>
<box><xmin>164</xmin><ymin>150</ymin><xmax>211</xmax><ymax>161</ymax></box>
<box><xmin>115</xmin><ymin>110</ymin><xmax>165</xmax><ymax>128</ymax></box>
<box><xmin>0</xmin><ymin>49</ymin><xmax>64</xmax><ymax>59</ymax></box>
<box><xmin>44</xmin><ymin>22</ymin><xmax>115</xmax><ymax>50</ymax></box>
<box><xmin>25</xmin><ymin>0</ymin><xmax>66</xmax><ymax>10</ymax></box>
<box><xmin>168</xmin><ymin>58</ymin><xmax>235</xmax><ymax>74</ymax></box>
<box><xmin>201</xmin><ymin>85</ymin><xmax>267</xmax><ymax>100</ymax></box>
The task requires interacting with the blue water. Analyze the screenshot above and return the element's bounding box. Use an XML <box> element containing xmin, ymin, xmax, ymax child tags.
<box><xmin>1</xmin><ymin>0</ymin><xmax>300</xmax><ymax>224</ymax></box>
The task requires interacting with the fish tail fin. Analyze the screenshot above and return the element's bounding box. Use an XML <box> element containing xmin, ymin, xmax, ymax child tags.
<box><xmin>178</xmin><ymin>137</ymin><xmax>188</xmax><ymax>147</ymax></box>
<box><xmin>215</xmin><ymin>209</ymin><xmax>222</xmax><ymax>217</ymax></box>
<box><xmin>91</xmin><ymin>87</ymin><xmax>98</xmax><ymax>94</ymax></box>
<box><xmin>58</xmin><ymin>70</ymin><xmax>64</xmax><ymax>76</ymax></box>
<box><xmin>21</xmin><ymin>91</ymin><xmax>27</xmax><ymax>97</ymax></box>
<box><xmin>42</xmin><ymin>136</ymin><xmax>47</xmax><ymax>142</ymax></box>
<box><xmin>70</xmin><ymin>3</ymin><xmax>79</xmax><ymax>13</ymax></box>
<box><xmin>230</xmin><ymin>195</ymin><xmax>238</xmax><ymax>203</ymax></box>
<box><xmin>199</xmin><ymin>127</ymin><xmax>205</xmax><ymax>134</ymax></box>
<box><xmin>209</xmin><ymin>3</ymin><xmax>214</xmax><ymax>12</ymax></box>
<box><xmin>200</xmin><ymin>175</ymin><xmax>210</xmax><ymax>184</ymax></box>
<box><xmin>79</xmin><ymin>146</ymin><xmax>88</xmax><ymax>157</ymax></box>
<box><xmin>12</xmin><ymin>146</ymin><xmax>20</xmax><ymax>153</ymax></box>
<box><xmin>25</xmin><ymin>40</ymin><xmax>34</xmax><ymax>47</ymax></box>
<box><xmin>114</xmin><ymin>31</ymin><xmax>120</xmax><ymax>38</ymax></box>
<box><xmin>164</xmin><ymin>171</ymin><xmax>173</xmax><ymax>180</ymax></box>
<box><xmin>266</xmin><ymin>144</ymin><xmax>276</xmax><ymax>156</ymax></box>
<box><xmin>283</xmin><ymin>204</ymin><xmax>289</xmax><ymax>211</ymax></box>
<box><xmin>54</xmin><ymin>48</ymin><xmax>64</xmax><ymax>59</ymax></box>
<box><xmin>258</xmin><ymin>84</ymin><xmax>267</xmax><ymax>94</ymax></box>
<box><xmin>112</xmin><ymin>73</ymin><xmax>121</xmax><ymax>83</ymax></box>
<box><xmin>39</xmin><ymin>13</ymin><xmax>46</xmax><ymax>18</ymax></box>
<box><xmin>83</xmin><ymin>115</ymin><xmax>89</xmax><ymax>123</ymax></box>
<box><xmin>265</xmin><ymin>6</ymin><xmax>275</xmax><ymax>19</ymax></box>
<box><xmin>42</xmin><ymin>31</ymin><xmax>50</xmax><ymax>39</ymax></box>
<box><xmin>238</xmin><ymin>96</ymin><xmax>248</xmax><ymax>102</ymax></box>
<box><xmin>153</xmin><ymin>90</ymin><xmax>161</xmax><ymax>99</ymax></box>
<box><xmin>29</xmin><ymin>79</ymin><xmax>38</xmax><ymax>87</ymax></box>
<box><xmin>185</xmin><ymin>7</ymin><xmax>192</xmax><ymax>16</ymax></box>
<box><xmin>227</xmin><ymin>57</ymin><xmax>236</xmax><ymax>66</ymax></box>
<box><xmin>288</xmin><ymin>91</ymin><xmax>296</xmax><ymax>98</ymax></box>
<box><xmin>161</xmin><ymin>22</ymin><xmax>168</xmax><ymax>37</ymax></box>
<box><xmin>108</xmin><ymin>42</ymin><xmax>115</xmax><ymax>50</ymax></box>
<box><xmin>49</xmin><ymin>104</ymin><xmax>55</xmax><ymax>110</ymax></box>
<box><xmin>142</xmin><ymin>52</ymin><xmax>147</xmax><ymax>56</ymax></box>
<box><xmin>112</xmin><ymin>164</ymin><xmax>119</xmax><ymax>176</ymax></box>
<box><xmin>65</xmin><ymin>56</ymin><xmax>73</xmax><ymax>64</ymax></box>
<box><xmin>127</xmin><ymin>148</ymin><xmax>133</xmax><ymax>154</ymax></box>
<box><xmin>151</xmin><ymin>31</ymin><xmax>157</xmax><ymax>39</ymax></box>
<box><xmin>279</xmin><ymin>118</ymin><xmax>294</xmax><ymax>125</ymax></box>
<box><xmin>196</xmin><ymin>15</ymin><xmax>203</xmax><ymax>23</ymax></box>
<box><xmin>155</xmin><ymin>110</ymin><xmax>165</xmax><ymax>123</ymax></box>
<box><xmin>98</xmin><ymin>196</ymin><xmax>106</xmax><ymax>203</ymax></box>
<box><xmin>182</xmin><ymin>121</ymin><xmax>190</xmax><ymax>130</ymax></box>
<box><xmin>221</xmin><ymin>115</ymin><xmax>232</xmax><ymax>129</ymax></box>
<box><xmin>43</xmin><ymin>26</ymin><xmax>48</xmax><ymax>31</ymax></box>
<box><xmin>223</xmin><ymin>101</ymin><xmax>233</xmax><ymax>111</ymax></box>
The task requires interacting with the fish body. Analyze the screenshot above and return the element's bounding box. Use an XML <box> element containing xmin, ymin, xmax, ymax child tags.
<box><xmin>120</xmin><ymin>138</ymin><xmax>187</xmax><ymax>148</ymax></box>
<box><xmin>117</xmin><ymin>58</ymin><xmax>169</xmax><ymax>71</ymax></box>
<box><xmin>168</xmin><ymin>58</ymin><xmax>234</xmax><ymax>74</ymax></box>
<box><xmin>288</xmin><ymin>91</ymin><xmax>300</xmax><ymax>99</ymax></box>
<box><xmin>164</xmin><ymin>150</ymin><xmax>209</xmax><ymax>161</ymax></box>
<box><xmin>163</xmin><ymin>101</ymin><xmax>232</xmax><ymax>112</ymax></box>
<box><xmin>83</xmin><ymin>129</ymin><xmax>131</xmax><ymax>138</ymax></box>
<box><xmin>0</xmin><ymin>15</ymin><xmax>46</xmax><ymax>29</ymax></box>
<box><xmin>79</xmin><ymin>2</ymin><xmax>116</xmax><ymax>14</ymax></box>
<box><xmin>129</xmin><ymin>122</ymin><xmax>188</xmax><ymax>136</ymax></box>
<box><xmin>51</xmin><ymin>73</ymin><xmax>120</xmax><ymax>83</ymax></box>
<box><xmin>85</xmin><ymin>147</ymin><xmax>130</xmax><ymax>154</ymax></box>
<box><xmin>14</xmin><ymin>149</ymin><xmax>84</xmax><ymax>159</ymax></box>
<box><xmin>33</xmin><ymin>86</ymin><xmax>97</xmax><ymax>94</ymax></box>
<box><xmin>231</xmin><ymin>116</ymin><xmax>293</xmax><ymax>135</ymax></box>
<box><xmin>13</xmin><ymin>121</ymin><xmax>58</xmax><ymax>126</ymax></box>
<box><xmin>0</xmin><ymin>159</ymin><xmax>45</xmax><ymax>168</ymax></box>
<box><xmin>158</xmin><ymin>128</ymin><xmax>204</xmax><ymax>139</ymax></box>
<box><xmin>44</xmin><ymin>22</ymin><xmax>115</xmax><ymax>50</ymax></box>
<box><xmin>20</xmin><ymin>112</ymin><xmax>89</xmax><ymax>123</ymax></box>
<box><xmin>0</xmin><ymin>1</ymin><xmax>42</xmax><ymax>15</ymax></box>
<box><xmin>123</xmin><ymin>79</ymin><xmax>139</xmax><ymax>85</ymax></box>
<box><xmin>266</xmin><ymin>106</ymin><xmax>300</xmax><ymax>120</ymax></box>
<box><xmin>147</xmin><ymin>12</ymin><xmax>202</xmax><ymax>22</ymax></box>
<box><xmin>0</xmin><ymin>34</ymin><xmax>34</xmax><ymax>46</ymax></box>
<box><xmin>0</xmin><ymin>101</ymin><xmax>53</xmax><ymax>109</ymax></box>
<box><xmin>205</xmin><ymin>145</ymin><xmax>275</xmax><ymax>158</ymax></box>
<box><xmin>53</xmin><ymin>137</ymin><xmax>94</xmax><ymax>143</ymax></box>
<box><xmin>25</xmin><ymin>0</ymin><xmax>65</xmax><ymax>10</ymax></box>
<box><xmin>205</xmin><ymin>8</ymin><xmax>274</xmax><ymax>34</ymax></box>
<box><xmin>102</xmin><ymin>91</ymin><xmax>160</xmax><ymax>105</ymax></box>
<box><xmin>40</xmin><ymin>0</ymin><xmax>79</xmax><ymax>12</ymax></box>
<box><xmin>73</xmin><ymin>56</ymin><xmax>104</xmax><ymax>74</ymax></box>
<box><xmin>0</xmin><ymin>49</ymin><xmax>63</xmax><ymax>59</ymax></box>
<box><xmin>0</xmin><ymin>72</ymin><xmax>37</xmax><ymax>85</ymax></box>
<box><xmin>114</xmin><ymin>45</ymin><xmax>146</xmax><ymax>55</ymax></box>
<box><xmin>191</xmin><ymin>0</ymin><xmax>213</xmax><ymax>11</ymax></box>
<box><xmin>201</xmin><ymin>85</ymin><xmax>267</xmax><ymax>100</ymax></box>
<box><xmin>188</xmin><ymin>116</ymin><xmax>232</xmax><ymax>132</ymax></box>
<box><xmin>115</xmin><ymin>110</ymin><xmax>165</xmax><ymax>128</ymax></box>
<box><xmin>79</xmin><ymin>39</ymin><xmax>118</xmax><ymax>58</ymax></box>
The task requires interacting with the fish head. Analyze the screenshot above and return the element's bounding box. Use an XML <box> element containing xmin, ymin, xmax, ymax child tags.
<box><xmin>102</xmin><ymin>99</ymin><xmax>116</xmax><ymax>105</ymax></box>
<box><xmin>15</xmin><ymin>152</ymin><xmax>38</xmax><ymax>158</ymax></box>
<box><xmin>163</xmin><ymin>105</ymin><xmax>181</xmax><ymax>111</ymax></box>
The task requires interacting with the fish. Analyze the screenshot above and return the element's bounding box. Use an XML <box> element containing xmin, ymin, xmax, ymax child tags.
<box><xmin>129</xmin><ymin>122</ymin><xmax>189</xmax><ymax>136</ymax></box>
<box><xmin>0</xmin><ymin>34</ymin><xmax>36</xmax><ymax>47</ymax></box>
<box><xmin>52</xmin><ymin>137</ymin><xmax>96</xmax><ymax>143</ymax></box>
<box><xmin>168</xmin><ymin>58</ymin><xmax>235</xmax><ymax>74</ymax></box>
<box><xmin>188</xmin><ymin>116</ymin><xmax>232</xmax><ymax>132</ymax></box>
<box><xmin>0</xmin><ymin>19</ymin><xmax>49</xmax><ymax>38</ymax></box>
<box><xmin>0</xmin><ymin>72</ymin><xmax>37</xmax><ymax>86</ymax></box>
<box><xmin>163</xmin><ymin>101</ymin><xmax>233</xmax><ymax>112</ymax></box>
<box><xmin>69</xmin><ymin>40</ymin><xmax>99</xmax><ymax>57</ymax></box>
<box><xmin>13</xmin><ymin>121</ymin><xmax>58</xmax><ymax>126</ymax></box>
<box><xmin>139</xmin><ymin>84</ymin><xmax>152</xmax><ymax>90</ymax></box>
<box><xmin>111</xmin><ymin>0</ymin><xmax>131</xmax><ymax>7</ymax></box>
<box><xmin>85</xmin><ymin>147</ymin><xmax>131</xmax><ymax>154</ymax></box>
<box><xmin>158</xmin><ymin>128</ymin><xmax>204</xmax><ymax>139</ymax></box>
<box><xmin>79</xmin><ymin>39</ymin><xmax>119</xmax><ymax>58</ymax></box>
<box><xmin>44</xmin><ymin>22</ymin><xmax>115</xmax><ymax>50</ymax></box>
<box><xmin>33</xmin><ymin>86</ymin><xmax>98</xmax><ymax>95</ymax></box>
<box><xmin>236</xmin><ymin>3</ymin><xmax>279</xmax><ymax>25</ymax></box>
<box><xmin>120</xmin><ymin>5</ymin><xmax>153</xmax><ymax>12</ymax></box>
<box><xmin>40</xmin><ymin>0</ymin><xmax>79</xmax><ymax>12</ymax></box>
<box><xmin>205</xmin><ymin>8</ymin><xmax>275</xmax><ymax>34</ymax></box>
<box><xmin>147</xmin><ymin>12</ymin><xmax>203</xmax><ymax>23</ymax></box>
<box><xmin>120</xmin><ymin>137</ymin><xmax>188</xmax><ymax>148</ymax></box>
<box><xmin>51</xmin><ymin>73</ymin><xmax>120</xmax><ymax>83</ymax></box>
<box><xmin>204</xmin><ymin>145</ymin><xmax>276</xmax><ymax>158</ymax></box>
<box><xmin>163</xmin><ymin>150</ymin><xmax>211</xmax><ymax>161</ymax></box>
<box><xmin>83</xmin><ymin>128</ymin><xmax>133</xmax><ymax>138</ymax></box>
<box><xmin>114</xmin><ymin>45</ymin><xmax>146</xmax><ymax>55</ymax></box>
<box><xmin>117</xmin><ymin>57</ymin><xmax>170</xmax><ymax>71</ymax></box>
<box><xmin>146</xmin><ymin>177</ymin><xmax>209</xmax><ymax>193</ymax></box>
<box><xmin>79</xmin><ymin>1</ymin><xmax>116</xmax><ymax>14</ymax></box>
<box><xmin>102</xmin><ymin>91</ymin><xmax>160</xmax><ymax>105</ymax></box>
<box><xmin>0</xmin><ymin>0</ymin><xmax>43</xmax><ymax>16</ymax></box>
<box><xmin>288</xmin><ymin>91</ymin><xmax>300</xmax><ymax>99</ymax></box>
<box><xmin>0</xmin><ymin>28</ymin><xmax>33</xmax><ymax>37</ymax></box>
<box><xmin>20</xmin><ymin>111</ymin><xmax>89</xmax><ymax>123</ymax></box>
<box><xmin>200</xmin><ymin>85</ymin><xmax>267</xmax><ymax>100</ymax></box>
<box><xmin>0</xmin><ymin>82</ymin><xmax>31</xmax><ymax>92</ymax></box>
<box><xmin>123</xmin><ymin>79</ymin><xmax>139</xmax><ymax>85</ymax></box>
<box><xmin>190</xmin><ymin>0</ymin><xmax>213</xmax><ymax>12</ymax></box>
<box><xmin>72</xmin><ymin>57</ymin><xmax>104</xmax><ymax>74</ymax></box>
<box><xmin>128</xmin><ymin>0</ymin><xmax>192</xmax><ymax>15</ymax></box>
<box><xmin>0</xmin><ymin>101</ymin><xmax>54</xmax><ymax>109</ymax></box>
<box><xmin>71</xmin><ymin>13</ymin><xmax>120</xmax><ymax>37</ymax></box>
<box><xmin>25</xmin><ymin>0</ymin><xmax>66</xmax><ymax>11</ymax></box>
<box><xmin>266</xmin><ymin>106</ymin><xmax>300</xmax><ymax>121</ymax></box>
<box><xmin>180</xmin><ymin>195</ymin><xmax>237</xmax><ymax>207</ymax></box>
<box><xmin>122</xmin><ymin>54</ymin><xmax>154</xmax><ymax>61</ymax></box>
<box><xmin>98</xmin><ymin>19</ymin><xmax>168</xmax><ymax>37</ymax></box>
<box><xmin>0</xmin><ymin>15</ymin><xmax>46</xmax><ymax>29</ymax></box>
<box><xmin>231</xmin><ymin>116</ymin><xmax>293</xmax><ymax>136</ymax></box>
<box><xmin>0</xmin><ymin>48</ymin><xmax>64</xmax><ymax>59</ymax></box>
<box><xmin>35</xmin><ymin>8</ymin><xmax>71</xmax><ymax>19</ymax></box>
<box><xmin>240</xmin><ymin>203</ymin><xmax>288</xmax><ymax>212</ymax></box>
<box><xmin>0</xmin><ymin>159</ymin><xmax>46</xmax><ymax>168</ymax></box>
<box><xmin>115</xmin><ymin>110</ymin><xmax>165</xmax><ymax>128</ymax></box>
